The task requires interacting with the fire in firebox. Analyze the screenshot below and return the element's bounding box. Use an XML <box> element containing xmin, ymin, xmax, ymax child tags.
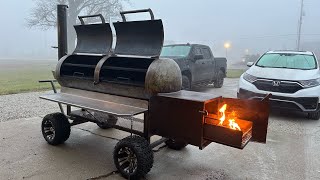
<box><xmin>204</xmin><ymin>103</ymin><xmax>253</xmax><ymax>149</ymax></box>
<box><xmin>218</xmin><ymin>104</ymin><xmax>241</xmax><ymax>131</ymax></box>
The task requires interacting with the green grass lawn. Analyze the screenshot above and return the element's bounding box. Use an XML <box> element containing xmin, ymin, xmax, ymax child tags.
<box><xmin>0</xmin><ymin>60</ymin><xmax>58</xmax><ymax>95</ymax></box>
<box><xmin>227</xmin><ymin>69</ymin><xmax>246</xmax><ymax>78</ymax></box>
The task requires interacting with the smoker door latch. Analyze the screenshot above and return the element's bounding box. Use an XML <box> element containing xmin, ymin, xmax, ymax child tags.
<box><xmin>199</xmin><ymin>110</ymin><xmax>208</xmax><ymax>116</ymax></box>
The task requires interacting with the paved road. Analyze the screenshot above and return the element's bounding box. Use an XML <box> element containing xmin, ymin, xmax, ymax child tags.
<box><xmin>1</xmin><ymin>78</ymin><xmax>320</xmax><ymax>180</ymax></box>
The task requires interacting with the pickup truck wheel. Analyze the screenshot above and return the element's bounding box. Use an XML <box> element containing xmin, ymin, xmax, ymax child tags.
<box><xmin>182</xmin><ymin>75</ymin><xmax>191</xmax><ymax>90</ymax></box>
<box><xmin>214</xmin><ymin>70</ymin><xmax>224</xmax><ymax>88</ymax></box>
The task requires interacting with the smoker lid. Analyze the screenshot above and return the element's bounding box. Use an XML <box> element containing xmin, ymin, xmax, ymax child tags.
<box><xmin>113</xmin><ymin>20</ymin><xmax>164</xmax><ymax>57</ymax></box>
<box><xmin>73</xmin><ymin>23</ymin><xmax>113</xmax><ymax>55</ymax></box>
<box><xmin>158</xmin><ymin>90</ymin><xmax>221</xmax><ymax>102</ymax></box>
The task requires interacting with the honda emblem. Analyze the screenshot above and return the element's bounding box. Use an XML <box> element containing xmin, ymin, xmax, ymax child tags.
<box><xmin>272</xmin><ymin>81</ymin><xmax>281</xmax><ymax>86</ymax></box>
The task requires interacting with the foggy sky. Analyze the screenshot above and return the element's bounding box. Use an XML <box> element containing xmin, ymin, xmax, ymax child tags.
<box><xmin>0</xmin><ymin>0</ymin><xmax>319</xmax><ymax>61</ymax></box>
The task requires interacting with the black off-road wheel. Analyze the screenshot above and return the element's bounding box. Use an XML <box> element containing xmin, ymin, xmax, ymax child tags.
<box><xmin>214</xmin><ymin>70</ymin><xmax>224</xmax><ymax>88</ymax></box>
<box><xmin>97</xmin><ymin>115</ymin><xmax>118</xmax><ymax>129</ymax></box>
<box><xmin>165</xmin><ymin>139</ymin><xmax>188</xmax><ymax>150</ymax></box>
<box><xmin>307</xmin><ymin>111</ymin><xmax>320</xmax><ymax>120</ymax></box>
<box><xmin>41</xmin><ymin>112</ymin><xmax>71</xmax><ymax>145</ymax></box>
<box><xmin>182</xmin><ymin>75</ymin><xmax>191</xmax><ymax>90</ymax></box>
<box><xmin>114</xmin><ymin>136</ymin><xmax>153</xmax><ymax>179</ymax></box>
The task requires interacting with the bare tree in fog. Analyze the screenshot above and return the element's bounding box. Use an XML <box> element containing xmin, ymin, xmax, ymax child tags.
<box><xmin>27</xmin><ymin>0</ymin><xmax>128</xmax><ymax>50</ymax></box>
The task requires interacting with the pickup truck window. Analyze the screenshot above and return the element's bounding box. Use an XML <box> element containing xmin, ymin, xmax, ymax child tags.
<box><xmin>160</xmin><ymin>45</ymin><xmax>191</xmax><ymax>57</ymax></box>
<box><xmin>201</xmin><ymin>48</ymin><xmax>212</xmax><ymax>59</ymax></box>
<box><xmin>194</xmin><ymin>47</ymin><xmax>201</xmax><ymax>55</ymax></box>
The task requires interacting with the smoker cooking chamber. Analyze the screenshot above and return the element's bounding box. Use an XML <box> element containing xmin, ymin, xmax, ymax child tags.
<box><xmin>55</xmin><ymin>11</ymin><xmax>167</xmax><ymax>100</ymax></box>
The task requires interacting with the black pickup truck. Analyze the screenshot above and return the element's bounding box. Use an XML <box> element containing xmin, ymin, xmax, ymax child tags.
<box><xmin>160</xmin><ymin>44</ymin><xmax>227</xmax><ymax>89</ymax></box>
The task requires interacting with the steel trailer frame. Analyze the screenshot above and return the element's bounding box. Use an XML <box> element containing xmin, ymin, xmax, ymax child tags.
<box><xmin>39</xmin><ymin>80</ymin><xmax>171</xmax><ymax>179</ymax></box>
<box><xmin>39</xmin><ymin>80</ymin><xmax>167</xmax><ymax>147</ymax></box>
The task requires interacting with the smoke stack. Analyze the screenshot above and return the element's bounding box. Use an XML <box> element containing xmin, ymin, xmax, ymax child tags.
<box><xmin>57</xmin><ymin>4</ymin><xmax>68</xmax><ymax>60</ymax></box>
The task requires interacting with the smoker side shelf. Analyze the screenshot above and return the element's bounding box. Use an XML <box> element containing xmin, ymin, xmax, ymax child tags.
<box><xmin>40</xmin><ymin>93</ymin><xmax>148</xmax><ymax>117</ymax></box>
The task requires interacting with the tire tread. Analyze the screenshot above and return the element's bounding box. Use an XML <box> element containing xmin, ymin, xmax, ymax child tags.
<box><xmin>42</xmin><ymin>112</ymin><xmax>70</xmax><ymax>145</ymax></box>
<box><xmin>114</xmin><ymin>135</ymin><xmax>153</xmax><ymax>179</ymax></box>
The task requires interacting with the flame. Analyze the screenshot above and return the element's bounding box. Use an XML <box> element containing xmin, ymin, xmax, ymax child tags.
<box><xmin>218</xmin><ymin>104</ymin><xmax>227</xmax><ymax>125</ymax></box>
<box><xmin>229</xmin><ymin>119</ymin><xmax>241</xmax><ymax>131</ymax></box>
<box><xmin>218</xmin><ymin>104</ymin><xmax>241</xmax><ymax>131</ymax></box>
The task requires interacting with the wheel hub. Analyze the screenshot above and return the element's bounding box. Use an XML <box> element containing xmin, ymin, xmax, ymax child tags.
<box><xmin>43</xmin><ymin>120</ymin><xmax>55</xmax><ymax>140</ymax></box>
<box><xmin>117</xmin><ymin>147</ymin><xmax>138</xmax><ymax>174</ymax></box>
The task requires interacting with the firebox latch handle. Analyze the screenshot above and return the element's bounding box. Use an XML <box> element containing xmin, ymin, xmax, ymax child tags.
<box><xmin>78</xmin><ymin>14</ymin><xmax>106</xmax><ymax>25</ymax></box>
<box><xmin>199</xmin><ymin>110</ymin><xmax>208</xmax><ymax>116</ymax></box>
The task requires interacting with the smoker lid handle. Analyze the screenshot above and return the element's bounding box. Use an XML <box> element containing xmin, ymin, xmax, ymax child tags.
<box><xmin>120</xmin><ymin>8</ymin><xmax>154</xmax><ymax>22</ymax></box>
<box><xmin>78</xmin><ymin>14</ymin><xmax>106</xmax><ymax>25</ymax></box>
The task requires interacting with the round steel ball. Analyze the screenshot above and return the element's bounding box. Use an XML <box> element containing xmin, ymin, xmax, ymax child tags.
<box><xmin>145</xmin><ymin>58</ymin><xmax>182</xmax><ymax>94</ymax></box>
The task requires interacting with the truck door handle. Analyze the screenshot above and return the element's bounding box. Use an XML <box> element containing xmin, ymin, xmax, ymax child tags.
<box><xmin>202</xmin><ymin>62</ymin><xmax>205</xmax><ymax>64</ymax></box>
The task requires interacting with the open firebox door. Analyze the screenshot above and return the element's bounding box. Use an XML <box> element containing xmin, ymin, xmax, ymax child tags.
<box><xmin>149</xmin><ymin>91</ymin><xmax>270</xmax><ymax>149</ymax></box>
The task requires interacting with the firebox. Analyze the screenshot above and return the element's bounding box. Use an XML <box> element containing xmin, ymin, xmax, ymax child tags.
<box><xmin>149</xmin><ymin>90</ymin><xmax>269</xmax><ymax>149</ymax></box>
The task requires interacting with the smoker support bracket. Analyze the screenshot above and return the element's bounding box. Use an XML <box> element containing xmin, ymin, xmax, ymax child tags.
<box><xmin>39</xmin><ymin>80</ymin><xmax>64</xmax><ymax>114</ymax></box>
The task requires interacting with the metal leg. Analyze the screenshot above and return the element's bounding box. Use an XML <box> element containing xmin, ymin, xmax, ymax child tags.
<box><xmin>130</xmin><ymin>116</ymin><xmax>133</xmax><ymax>137</ymax></box>
<box><xmin>67</xmin><ymin>105</ymin><xmax>71</xmax><ymax>116</ymax></box>
<box><xmin>49</xmin><ymin>81</ymin><xmax>65</xmax><ymax>114</ymax></box>
<box><xmin>39</xmin><ymin>80</ymin><xmax>64</xmax><ymax>114</ymax></box>
<box><xmin>143</xmin><ymin>112</ymin><xmax>151</xmax><ymax>143</ymax></box>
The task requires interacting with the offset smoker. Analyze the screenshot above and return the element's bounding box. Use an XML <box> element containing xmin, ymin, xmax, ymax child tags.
<box><xmin>39</xmin><ymin>6</ymin><xmax>270</xmax><ymax>179</ymax></box>
<box><xmin>55</xmin><ymin>10</ymin><xmax>179</xmax><ymax>100</ymax></box>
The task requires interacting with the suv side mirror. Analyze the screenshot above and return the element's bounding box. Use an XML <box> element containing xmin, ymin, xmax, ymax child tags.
<box><xmin>247</xmin><ymin>62</ymin><xmax>254</xmax><ymax>67</ymax></box>
<box><xmin>194</xmin><ymin>54</ymin><xmax>204</xmax><ymax>60</ymax></box>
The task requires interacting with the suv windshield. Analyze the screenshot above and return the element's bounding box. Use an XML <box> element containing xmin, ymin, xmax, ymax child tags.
<box><xmin>160</xmin><ymin>45</ymin><xmax>191</xmax><ymax>57</ymax></box>
<box><xmin>256</xmin><ymin>53</ymin><xmax>317</xmax><ymax>70</ymax></box>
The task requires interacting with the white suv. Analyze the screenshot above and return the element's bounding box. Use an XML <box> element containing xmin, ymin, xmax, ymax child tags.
<box><xmin>238</xmin><ymin>50</ymin><xmax>320</xmax><ymax>120</ymax></box>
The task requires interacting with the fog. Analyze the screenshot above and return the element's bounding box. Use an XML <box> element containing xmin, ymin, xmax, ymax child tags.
<box><xmin>0</xmin><ymin>0</ymin><xmax>319</xmax><ymax>64</ymax></box>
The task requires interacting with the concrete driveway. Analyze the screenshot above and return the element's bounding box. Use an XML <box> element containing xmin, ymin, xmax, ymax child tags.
<box><xmin>1</xmin><ymin>78</ymin><xmax>320</xmax><ymax>180</ymax></box>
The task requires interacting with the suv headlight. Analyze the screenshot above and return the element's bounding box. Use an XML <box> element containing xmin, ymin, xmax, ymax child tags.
<box><xmin>243</xmin><ymin>73</ymin><xmax>257</xmax><ymax>83</ymax></box>
<box><xmin>299</xmin><ymin>78</ymin><xmax>320</xmax><ymax>88</ymax></box>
